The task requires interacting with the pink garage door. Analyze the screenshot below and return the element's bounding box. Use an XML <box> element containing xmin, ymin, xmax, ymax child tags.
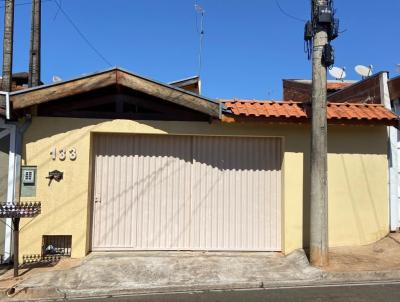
<box><xmin>91</xmin><ymin>134</ymin><xmax>282</xmax><ymax>251</ymax></box>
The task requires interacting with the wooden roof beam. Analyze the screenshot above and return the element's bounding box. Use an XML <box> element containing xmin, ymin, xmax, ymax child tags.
<box><xmin>12</xmin><ymin>70</ymin><xmax>117</xmax><ymax>109</ymax></box>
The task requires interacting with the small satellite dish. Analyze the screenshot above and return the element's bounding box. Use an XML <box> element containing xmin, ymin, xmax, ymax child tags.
<box><xmin>329</xmin><ymin>66</ymin><xmax>346</xmax><ymax>81</ymax></box>
<box><xmin>355</xmin><ymin>65</ymin><xmax>373</xmax><ymax>79</ymax></box>
<box><xmin>396</xmin><ymin>64</ymin><xmax>400</xmax><ymax>73</ymax></box>
<box><xmin>52</xmin><ymin>75</ymin><xmax>62</xmax><ymax>83</ymax></box>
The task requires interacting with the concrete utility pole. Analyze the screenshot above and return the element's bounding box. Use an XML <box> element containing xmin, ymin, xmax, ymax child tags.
<box><xmin>28</xmin><ymin>0</ymin><xmax>41</xmax><ymax>87</ymax></box>
<box><xmin>310</xmin><ymin>0</ymin><xmax>329</xmax><ymax>267</ymax></box>
<box><xmin>1</xmin><ymin>0</ymin><xmax>15</xmax><ymax>92</ymax></box>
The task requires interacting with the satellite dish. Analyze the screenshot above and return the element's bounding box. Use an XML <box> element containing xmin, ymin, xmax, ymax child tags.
<box><xmin>396</xmin><ymin>64</ymin><xmax>400</xmax><ymax>73</ymax></box>
<box><xmin>52</xmin><ymin>75</ymin><xmax>62</xmax><ymax>83</ymax></box>
<box><xmin>329</xmin><ymin>66</ymin><xmax>346</xmax><ymax>81</ymax></box>
<box><xmin>354</xmin><ymin>65</ymin><xmax>373</xmax><ymax>79</ymax></box>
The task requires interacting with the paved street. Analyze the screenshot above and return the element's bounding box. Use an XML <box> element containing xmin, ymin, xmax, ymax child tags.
<box><xmin>71</xmin><ymin>282</ymin><xmax>400</xmax><ymax>302</ymax></box>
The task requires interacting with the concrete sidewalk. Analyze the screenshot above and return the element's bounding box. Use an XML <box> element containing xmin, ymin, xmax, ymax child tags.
<box><xmin>323</xmin><ymin>233</ymin><xmax>400</xmax><ymax>283</ymax></box>
<box><xmin>2</xmin><ymin>250</ymin><xmax>321</xmax><ymax>300</ymax></box>
<box><xmin>1</xmin><ymin>234</ymin><xmax>400</xmax><ymax>301</ymax></box>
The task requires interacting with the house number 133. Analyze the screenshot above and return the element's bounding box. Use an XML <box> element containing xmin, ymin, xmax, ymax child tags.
<box><xmin>50</xmin><ymin>147</ymin><xmax>77</xmax><ymax>161</ymax></box>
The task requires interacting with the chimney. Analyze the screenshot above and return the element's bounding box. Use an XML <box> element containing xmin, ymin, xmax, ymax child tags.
<box><xmin>28</xmin><ymin>0</ymin><xmax>41</xmax><ymax>87</ymax></box>
<box><xmin>1</xmin><ymin>0</ymin><xmax>15</xmax><ymax>92</ymax></box>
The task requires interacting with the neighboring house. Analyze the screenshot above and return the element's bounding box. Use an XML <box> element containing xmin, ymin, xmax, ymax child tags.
<box><xmin>282</xmin><ymin>79</ymin><xmax>356</xmax><ymax>102</ymax></box>
<box><xmin>0</xmin><ymin>73</ymin><xmax>30</xmax><ymax>261</ymax></box>
<box><xmin>5</xmin><ymin>67</ymin><xmax>398</xmax><ymax>260</ymax></box>
<box><xmin>284</xmin><ymin>72</ymin><xmax>400</xmax><ymax>232</ymax></box>
<box><xmin>283</xmin><ymin>72</ymin><xmax>387</xmax><ymax>104</ymax></box>
<box><xmin>169</xmin><ymin>76</ymin><xmax>201</xmax><ymax>95</ymax></box>
<box><xmin>327</xmin><ymin>72</ymin><xmax>388</xmax><ymax>104</ymax></box>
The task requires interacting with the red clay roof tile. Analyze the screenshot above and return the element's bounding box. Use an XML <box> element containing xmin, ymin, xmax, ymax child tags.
<box><xmin>223</xmin><ymin>100</ymin><xmax>307</xmax><ymax>119</ymax></box>
<box><xmin>222</xmin><ymin>100</ymin><xmax>398</xmax><ymax>126</ymax></box>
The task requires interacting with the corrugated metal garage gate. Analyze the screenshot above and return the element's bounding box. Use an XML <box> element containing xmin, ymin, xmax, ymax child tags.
<box><xmin>91</xmin><ymin>134</ymin><xmax>282</xmax><ymax>251</ymax></box>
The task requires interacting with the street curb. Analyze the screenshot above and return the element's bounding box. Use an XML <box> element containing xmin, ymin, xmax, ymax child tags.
<box><xmin>4</xmin><ymin>274</ymin><xmax>400</xmax><ymax>301</ymax></box>
<box><xmin>2</xmin><ymin>248</ymin><xmax>400</xmax><ymax>301</ymax></box>
<box><xmin>322</xmin><ymin>270</ymin><xmax>400</xmax><ymax>283</ymax></box>
<box><xmin>0</xmin><ymin>286</ymin><xmax>64</xmax><ymax>301</ymax></box>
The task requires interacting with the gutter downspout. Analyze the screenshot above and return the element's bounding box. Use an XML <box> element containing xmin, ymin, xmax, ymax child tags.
<box><xmin>0</xmin><ymin>91</ymin><xmax>10</xmax><ymax>120</ymax></box>
<box><xmin>394</xmin><ymin>98</ymin><xmax>400</xmax><ymax>227</ymax></box>
<box><xmin>14</xmin><ymin>116</ymin><xmax>32</xmax><ymax>206</ymax></box>
<box><xmin>2</xmin><ymin>91</ymin><xmax>10</xmax><ymax>120</ymax></box>
<box><xmin>5</xmin><ymin>116</ymin><xmax>31</xmax><ymax>263</ymax></box>
<box><xmin>0</xmin><ymin>91</ymin><xmax>14</xmax><ymax>261</ymax></box>
<box><xmin>1</xmin><ymin>90</ymin><xmax>32</xmax><ymax>261</ymax></box>
<box><xmin>380</xmin><ymin>72</ymin><xmax>399</xmax><ymax>232</ymax></box>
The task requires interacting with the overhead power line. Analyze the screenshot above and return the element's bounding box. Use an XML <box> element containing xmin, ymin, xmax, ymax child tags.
<box><xmin>275</xmin><ymin>0</ymin><xmax>306</xmax><ymax>23</ymax></box>
<box><xmin>52</xmin><ymin>0</ymin><xmax>61</xmax><ymax>21</ymax></box>
<box><xmin>0</xmin><ymin>0</ymin><xmax>112</xmax><ymax>67</ymax></box>
<box><xmin>52</xmin><ymin>0</ymin><xmax>113</xmax><ymax>67</ymax></box>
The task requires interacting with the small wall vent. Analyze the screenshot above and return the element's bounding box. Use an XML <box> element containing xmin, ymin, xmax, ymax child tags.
<box><xmin>42</xmin><ymin>235</ymin><xmax>72</xmax><ymax>257</ymax></box>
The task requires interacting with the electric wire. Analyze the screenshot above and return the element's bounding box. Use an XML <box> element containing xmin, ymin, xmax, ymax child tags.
<box><xmin>52</xmin><ymin>0</ymin><xmax>61</xmax><ymax>21</ymax></box>
<box><xmin>52</xmin><ymin>0</ymin><xmax>113</xmax><ymax>67</ymax></box>
<box><xmin>275</xmin><ymin>0</ymin><xmax>306</xmax><ymax>23</ymax></box>
<box><xmin>0</xmin><ymin>0</ymin><xmax>112</xmax><ymax>67</ymax></box>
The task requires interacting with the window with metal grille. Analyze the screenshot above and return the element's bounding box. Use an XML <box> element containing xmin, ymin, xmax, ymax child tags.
<box><xmin>42</xmin><ymin>235</ymin><xmax>72</xmax><ymax>257</ymax></box>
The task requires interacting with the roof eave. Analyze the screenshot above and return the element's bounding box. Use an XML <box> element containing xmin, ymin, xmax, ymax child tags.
<box><xmin>10</xmin><ymin>67</ymin><xmax>220</xmax><ymax>119</ymax></box>
<box><xmin>221</xmin><ymin>113</ymin><xmax>398</xmax><ymax>127</ymax></box>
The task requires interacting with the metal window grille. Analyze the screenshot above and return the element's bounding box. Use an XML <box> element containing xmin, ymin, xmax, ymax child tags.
<box><xmin>42</xmin><ymin>235</ymin><xmax>72</xmax><ymax>257</ymax></box>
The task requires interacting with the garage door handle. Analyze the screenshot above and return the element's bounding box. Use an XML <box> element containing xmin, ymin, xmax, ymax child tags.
<box><xmin>94</xmin><ymin>197</ymin><xmax>101</xmax><ymax>203</ymax></box>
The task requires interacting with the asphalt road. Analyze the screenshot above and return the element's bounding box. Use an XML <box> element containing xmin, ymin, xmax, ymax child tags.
<box><xmin>70</xmin><ymin>282</ymin><xmax>400</xmax><ymax>302</ymax></box>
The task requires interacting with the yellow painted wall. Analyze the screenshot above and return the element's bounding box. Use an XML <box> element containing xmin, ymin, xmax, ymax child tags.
<box><xmin>19</xmin><ymin>117</ymin><xmax>389</xmax><ymax>259</ymax></box>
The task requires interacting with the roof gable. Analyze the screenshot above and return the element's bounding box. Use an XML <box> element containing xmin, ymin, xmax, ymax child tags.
<box><xmin>10</xmin><ymin>68</ymin><xmax>220</xmax><ymax>118</ymax></box>
<box><xmin>35</xmin><ymin>85</ymin><xmax>212</xmax><ymax>121</ymax></box>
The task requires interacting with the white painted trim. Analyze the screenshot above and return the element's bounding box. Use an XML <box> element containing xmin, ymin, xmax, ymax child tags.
<box><xmin>380</xmin><ymin>72</ymin><xmax>399</xmax><ymax>231</ymax></box>
<box><xmin>394</xmin><ymin>99</ymin><xmax>400</xmax><ymax>228</ymax></box>
<box><xmin>0</xmin><ymin>121</ymin><xmax>16</xmax><ymax>261</ymax></box>
<box><xmin>0</xmin><ymin>91</ymin><xmax>10</xmax><ymax>120</ymax></box>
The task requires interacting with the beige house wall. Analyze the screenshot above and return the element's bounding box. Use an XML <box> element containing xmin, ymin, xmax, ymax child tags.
<box><xmin>19</xmin><ymin>117</ymin><xmax>389</xmax><ymax>259</ymax></box>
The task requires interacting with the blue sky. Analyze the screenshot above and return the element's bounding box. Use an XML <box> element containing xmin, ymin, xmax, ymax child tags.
<box><xmin>1</xmin><ymin>0</ymin><xmax>399</xmax><ymax>100</ymax></box>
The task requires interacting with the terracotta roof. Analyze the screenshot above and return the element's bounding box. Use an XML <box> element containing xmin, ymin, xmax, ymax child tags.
<box><xmin>327</xmin><ymin>82</ymin><xmax>353</xmax><ymax>90</ymax></box>
<box><xmin>222</xmin><ymin>100</ymin><xmax>398</xmax><ymax>126</ymax></box>
<box><xmin>223</xmin><ymin>100</ymin><xmax>307</xmax><ymax>119</ymax></box>
<box><xmin>326</xmin><ymin>103</ymin><xmax>396</xmax><ymax>121</ymax></box>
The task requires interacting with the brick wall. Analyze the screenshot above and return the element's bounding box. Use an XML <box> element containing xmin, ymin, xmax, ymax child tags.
<box><xmin>388</xmin><ymin>76</ymin><xmax>400</xmax><ymax>101</ymax></box>
<box><xmin>327</xmin><ymin>73</ymin><xmax>383</xmax><ymax>104</ymax></box>
<box><xmin>283</xmin><ymin>80</ymin><xmax>312</xmax><ymax>102</ymax></box>
<box><xmin>283</xmin><ymin>80</ymin><xmax>354</xmax><ymax>102</ymax></box>
<box><xmin>283</xmin><ymin>75</ymin><xmax>383</xmax><ymax>104</ymax></box>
